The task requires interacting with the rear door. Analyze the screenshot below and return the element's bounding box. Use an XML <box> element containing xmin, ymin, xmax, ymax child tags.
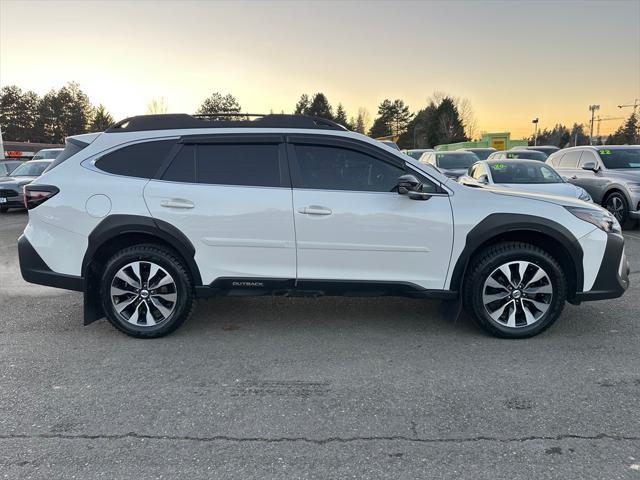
<box><xmin>144</xmin><ymin>135</ymin><xmax>296</xmax><ymax>285</ymax></box>
<box><xmin>287</xmin><ymin>135</ymin><xmax>454</xmax><ymax>290</ymax></box>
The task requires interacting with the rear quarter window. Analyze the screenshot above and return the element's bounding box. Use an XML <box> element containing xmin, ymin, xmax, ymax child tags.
<box><xmin>95</xmin><ymin>140</ymin><xmax>176</xmax><ymax>178</ymax></box>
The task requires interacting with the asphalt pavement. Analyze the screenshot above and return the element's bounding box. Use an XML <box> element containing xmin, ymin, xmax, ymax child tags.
<box><xmin>1</xmin><ymin>211</ymin><xmax>639</xmax><ymax>479</ymax></box>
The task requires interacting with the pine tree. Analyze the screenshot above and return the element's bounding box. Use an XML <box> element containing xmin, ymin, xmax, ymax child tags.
<box><xmin>609</xmin><ymin>113</ymin><xmax>639</xmax><ymax>144</ymax></box>
<box><xmin>294</xmin><ymin>94</ymin><xmax>310</xmax><ymax>115</ymax></box>
<box><xmin>196</xmin><ymin>92</ymin><xmax>242</xmax><ymax>120</ymax></box>
<box><xmin>334</xmin><ymin>103</ymin><xmax>348</xmax><ymax>127</ymax></box>
<box><xmin>306</xmin><ymin>93</ymin><xmax>333</xmax><ymax>120</ymax></box>
<box><xmin>90</xmin><ymin>104</ymin><xmax>115</xmax><ymax>131</ymax></box>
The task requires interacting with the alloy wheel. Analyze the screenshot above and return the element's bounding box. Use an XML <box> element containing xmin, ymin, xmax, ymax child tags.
<box><xmin>482</xmin><ymin>261</ymin><xmax>552</xmax><ymax>328</ymax></box>
<box><xmin>605</xmin><ymin>196</ymin><xmax>625</xmax><ymax>222</ymax></box>
<box><xmin>110</xmin><ymin>261</ymin><xmax>177</xmax><ymax>327</ymax></box>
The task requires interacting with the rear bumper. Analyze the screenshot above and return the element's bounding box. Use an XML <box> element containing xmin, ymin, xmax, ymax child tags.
<box><xmin>572</xmin><ymin>232</ymin><xmax>629</xmax><ymax>302</ymax></box>
<box><xmin>0</xmin><ymin>194</ymin><xmax>23</xmax><ymax>209</ymax></box>
<box><xmin>18</xmin><ymin>235</ymin><xmax>83</xmax><ymax>291</ymax></box>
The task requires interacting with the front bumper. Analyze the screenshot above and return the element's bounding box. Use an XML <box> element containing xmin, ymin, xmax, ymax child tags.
<box><xmin>18</xmin><ymin>235</ymin><xmax>83</xmax><ymax>291</ymax></box>
<box><xmin>572</xmin><ymin>232</ymin><xmax>629</xmax><ymax>302</ymax></box>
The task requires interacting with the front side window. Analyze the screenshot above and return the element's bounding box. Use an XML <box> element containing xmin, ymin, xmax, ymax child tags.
<box><xmin>598</xmin><ymin>148</ymin><xmax>640</xmax><ymax>169</ymax></box>
<box><xmin>196</xmin><ymin>144</ymin><xmax>281</xmax><ymax>186</ymax></box>
<box><xmin>95</xmin><ymin>140</ymin><xmax>175</xmax><ymax>178</ymax></box>
<box><xmin>293</xmin><ymin>144</ymin><xmax>404</xmax><ymax>192</ymax></box>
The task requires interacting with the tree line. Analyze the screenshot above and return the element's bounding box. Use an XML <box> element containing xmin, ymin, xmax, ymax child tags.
<box><xmin>1</xmin><ymin>82</ymin><xmax>637</xmax><ymax>147</ymax></box>
<box><xmin>0</xmin><ymin>83</ymin><xmax>114</xmax><ymax>143</ymax></box>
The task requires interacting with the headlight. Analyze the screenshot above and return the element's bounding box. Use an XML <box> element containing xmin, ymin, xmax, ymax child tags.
<box><xmin>578</xmin><ymin>189</ymin><xmax>592</xmax><ymax>202</ymax></box>
<box><xmin>565</xmin><ymin>206</ymin><xmax>621</xmax><ymax>233</ymax></box>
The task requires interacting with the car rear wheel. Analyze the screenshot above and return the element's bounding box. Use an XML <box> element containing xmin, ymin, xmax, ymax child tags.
<box><xmin>100</xmin><ymin>244</ymin><xmax>195</xmax><ymax>338</ymax></box>
<box><xmin>462</xmin><ymin>241</ymin><xmax>567</xmax><ymax>338</ymax></box>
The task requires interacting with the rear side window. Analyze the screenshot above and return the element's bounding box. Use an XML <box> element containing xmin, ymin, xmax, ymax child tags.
<box><xmin>196</xmin><ymin>144</ymin><xmax>281</xmax><ymax>187</ymax></box>
<box><xmin>95</xmin><ymin>140</ymin><xmax>175</xmax><ymax>178</ymax></box>
<box><xmin>293</xmin><ymin>144</ymin><xmax>404</xmax><ymax>192</ymax></box>
<box><xmin>45</xmin><ymin>139</ymin><xmax>88</xmax><ymax>172</ymax></box>
<box><xmin>558</xmin><ymin>151</ymin><xmax>582</xmax><ymax>168</ymax></box>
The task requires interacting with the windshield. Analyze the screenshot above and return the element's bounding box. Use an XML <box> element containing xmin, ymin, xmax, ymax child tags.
<box><xmin>436</xmin><ymin>153</ymin><xmax>478</xmax><ymax>169</ymax></box>
<box><xmin>406</xmin><ymin>150</ymin><xmax>427</xmax><ymax>160</ymax></box>
<box><xmin>599</xmin><ymin>148</ymin><xmax>640</xmax><ymax>169</ymax></box>
<box><xmin>506</xmin><ymin>150</ymin><xmax>548</xmax><ymax>161</ymax></box>
<box><xmin>489</xmin><ymin>162</ymin><xmax>563</xmax><ymax>184</ymax></box>
<box><xmin>11</xmin><ymin>161</ymin><xmax>50</xmax><ymax>177</ymax></box>
<box><xmin>465</xmin><ymin>149</ymin><xmax>493</xmax><ymax>160</ymax></box>
<box><xmin>32</xmin><ymin>149</ymin><xmax>62</xmax><ymax>160</ymax></box>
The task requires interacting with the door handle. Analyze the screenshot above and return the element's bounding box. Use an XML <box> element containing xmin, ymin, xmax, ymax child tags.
<box><xmin>297</xmin><ymin>205</ymin><xmax>332</xmax><ymax>215</ymax></box>
<box><xmin>160</xmin><ymin>198</ymin><xmax>194</xmax><ymax>209</ymax></box>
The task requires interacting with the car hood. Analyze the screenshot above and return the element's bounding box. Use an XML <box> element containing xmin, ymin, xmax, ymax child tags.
<box><xmin>481</xmin><ymin>184</ymin><xmax>594</xmax><ymax>209</ymax></box>
<box><xmin>493</xmin><ymin>182</ymin><xmax>583</xmax><ymax>199</ymax></box>
<box><xmin>0</xmin><ymin>176</ymin><xmax>36</xmax><ymax>188</ymax></box>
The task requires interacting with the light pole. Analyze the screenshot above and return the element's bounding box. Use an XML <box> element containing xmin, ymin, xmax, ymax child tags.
<box><xmin>589</xmin><ymin>105</ymin><xmax>600</xmax><ymax>145</ymax></box>
<box><xmin>531</xmin><ymin>118</ymin><xmax>539</xmax><ymax>146</ymax></box>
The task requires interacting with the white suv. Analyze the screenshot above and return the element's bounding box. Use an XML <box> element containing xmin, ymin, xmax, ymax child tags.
<box><xmin>18</xmin><ymin>114</ymin><xmax>630</xmax><ymax>339</ymax></box>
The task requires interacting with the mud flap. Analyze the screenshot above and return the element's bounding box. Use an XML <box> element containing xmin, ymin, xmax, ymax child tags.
<box><xmin>83</xmin><ymin>279</ymin><xmax>104</xmax><ymax>325</ymax></box>
<box><xmin>439</xmin><ymin>298</ymin><xmax>462</xmax><ymax>322</ymax></box>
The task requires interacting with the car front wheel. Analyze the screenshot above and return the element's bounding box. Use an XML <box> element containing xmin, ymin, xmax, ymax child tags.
<box><xmin>463</xmin><ymin>242</ymin><xmax>567</xmax><ymax>339</ymax></box>
<box><xmin>100</xmin><ymin>244</ymin><xmax>195</xmax><ymax>338</ymax></box>
<box><xmin>603</xmin><ymin>191</ymin><xmax>629</xmax><ymax>227</ymax></box>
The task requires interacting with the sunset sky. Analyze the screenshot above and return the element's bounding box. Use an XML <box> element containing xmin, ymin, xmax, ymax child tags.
<box><xmin>1</xmin><ymin>0</ymin><xmax>639</xmax><ymax>138</ymax></box>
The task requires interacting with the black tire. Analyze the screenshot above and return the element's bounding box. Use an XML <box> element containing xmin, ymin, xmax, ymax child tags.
<box><xmin>603</xmin><ymin>191</ymin><xmax>630</xmax><ymax>228</ymax></box>
<box><xmin>462</xmin><ymin>241</ymin><xmax>567</xmax><ymax>339</ymax></box>
<box><xmin>100</xmin><ymin>244</ymin><xmax>195</xmax><ymax>338</ymax></box>
<box><xmin>0</xmin><ymin>206</ymin><xmax>8</xmax><ymax>213</ymax></box>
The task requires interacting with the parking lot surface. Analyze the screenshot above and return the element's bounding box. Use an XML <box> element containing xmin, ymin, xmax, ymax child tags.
<box><xmin>1</xmin><ymin>211</ymin><xmax>639</xmax><ymax>479</ymax></box>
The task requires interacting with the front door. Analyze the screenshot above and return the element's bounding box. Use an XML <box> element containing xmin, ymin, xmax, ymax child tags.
<box><xmin>287</xmin><ymin>136</ymin><xmax>454</xmax><ymax>290</ymax></box>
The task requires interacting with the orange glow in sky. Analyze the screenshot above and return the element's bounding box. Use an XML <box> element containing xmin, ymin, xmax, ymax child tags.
<box><xmin>1</xmin><ymin>0</ymin><xmax>639</xmax><ymax>138</ymax></box>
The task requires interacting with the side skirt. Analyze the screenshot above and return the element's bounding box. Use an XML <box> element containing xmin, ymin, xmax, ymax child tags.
<box><xmin>195</xmin><ymin>277</ymin><xmax>458</xmax><ymax>300</ymax></box>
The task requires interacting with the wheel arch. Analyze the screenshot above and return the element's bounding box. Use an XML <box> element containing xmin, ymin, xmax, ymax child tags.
<box><xmin>450</xmin><ymin>214</ymin><xmax>584</xmax><ymax>302</ymax></box>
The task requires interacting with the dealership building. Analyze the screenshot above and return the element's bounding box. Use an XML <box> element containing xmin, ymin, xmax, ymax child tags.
<box><xmin>436</xmin><ymin>132</ymin><xmax>528</xmax><ymax>151</ymax></box>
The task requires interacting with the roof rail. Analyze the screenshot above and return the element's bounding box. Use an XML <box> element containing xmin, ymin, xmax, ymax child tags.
<box><xmin>105</xmin><ymin>113</ymin><xmax>348</xmax><ymax>133</ymax></box>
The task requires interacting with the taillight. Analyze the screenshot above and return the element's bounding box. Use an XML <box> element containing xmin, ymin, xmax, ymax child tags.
<box><xmin>23</xmin><ymin>185</ymin><xmax>59</xmax><ymax>210</ymax></box>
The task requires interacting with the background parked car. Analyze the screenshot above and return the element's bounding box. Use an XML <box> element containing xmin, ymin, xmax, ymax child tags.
<box><xmin>459</xmin><ymin>159</ymin><xmax>592</xmax><ymax>201</ymax></box>
<box><xmin>0</xmin><ymin>160</ymin><xmax>23</xmax><ymax>178</ymax></box>
<box><xmin>0</xmin><ymin>159</ymin><xmax>53</xmax><ymax>212</ymax></box>
<box><xmin>515</xmin><ymin>145</ymin><xmax>560</xmax><ymax>156</ymax></box>
<box><xmin>402</xmin><ymin>148</ymin><xmax>434</xmax><ymax>160</ymax></box>
<box><xmin>547</xmin><ymin>145</ymin><xmax>640</xmax><ymax>226</ymax></box>
<box><xmin>379</xmin><ymin>140</ymin><xmax>400</xmax><ymax>150</ymax></box>
<box><xmin>419</xmin><ymin>150</ymin><xmax>479</xmax><ymax>179</ymax></box>
<box><xmin>458</xmin><ymin>147</ymin><xmax>496</xmax><ymax>160</ymax></box>
<box><xmin>488</xmin><ymin>149</ymin><xmax>548</xmax><ymax>161</ymax></box>
<box><xmin>31</xmin><ymin>148</ymin><xmax>63</xmax><ymax>160</ymax></box>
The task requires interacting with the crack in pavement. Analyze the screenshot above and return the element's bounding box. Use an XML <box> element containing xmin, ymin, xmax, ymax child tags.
<box><xmin>0</xmin><ymin>432</ymin><xmax>638</xmax><ymax>445</ymax></box>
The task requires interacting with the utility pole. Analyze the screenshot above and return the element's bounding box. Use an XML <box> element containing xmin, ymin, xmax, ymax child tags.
<box><xmin>589</xmin><ymin>105</ymin><xmax>600</xmax><ymax>145</ymax></box>
<box><xmin>618</xmin><ymin>99</ymin><xmax>639</xmax><ymax>115</ymax></box>
<box><xmin>531</xmin><ymin>118</ymin><xmax>539</xmax><ymax>146</ymax></box>
<box><xmin>596</xmin><ymin>116</ymin><xmax>625</xmax><ymax>137</ymax></box>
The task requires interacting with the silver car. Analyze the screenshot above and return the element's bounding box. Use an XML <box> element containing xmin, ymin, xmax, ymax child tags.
<box><xmin>419</xmin><ymin>151</ymin><xmax>479</xmax><ymax>179</ymax></box>
<box><xmin>458</xmin><ymin>159</ymin><xmax>592</xmax><ymax>201</ymax></box>
<box><xmin>547</xmin><ymin>146</ymin><xmax>640</xmax><ymax>225</ymax></box>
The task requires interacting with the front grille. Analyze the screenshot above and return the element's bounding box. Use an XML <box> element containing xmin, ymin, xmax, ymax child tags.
<box><xmin>0</xmin><ymin>189</ymin><xmax>19</xmax><ymax>198</ymax></box>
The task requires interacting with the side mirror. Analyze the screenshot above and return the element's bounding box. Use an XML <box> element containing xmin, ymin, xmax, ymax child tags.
<box><xmin>397</xmin><ymin>174</ymin><xmax>431</xmax><ymax>201</ymax></box>
<box><xmin>581</xmin><ymin>161</ymin><xmax>598</xmax><ymax>171</ymax></box>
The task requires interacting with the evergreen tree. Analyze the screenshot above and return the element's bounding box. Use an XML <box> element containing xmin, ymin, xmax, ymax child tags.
<box><xmin>334</xmin><ymin>103</ymin><xmax>349</xmax><ymax>127</ymax></box>
<box><xmin>33</xmin><ymin>82</ymin><xmax>93</xmax><ymax>143</ymax></box>
<box><xmin>609</xmin><ymin>113</ymin><xmax>639</xmax><ymax>144</ymax></box>
<box><xmin>196</xmin><ymin>92</ymin><xmax>242</xmax><ymax>120</ymax></box>
<box><xmin>368</xmin><ymin>99</ymin><xmax>413</xmax><ymax>138</ymax></box>
<box><xmin>434</xmin><ymin>97</ymin><xmax>466</xmax><ymax>144</ymax></box>
<box><xmin>90</xmin><ymin>104</ymin><xmax>115</xmax><ymax>131</ymax></box>
<box><xmin>355</xmin><ymin>112</ymin><xmax>366</xmax><ymax>134</ymax></box>
<box><xmin>294</xmin><ymin>94</ymin><xmax>311</xmax><ymax>115</ymax></box>
<box><xmin>0</xmin><ymin>85</ymin><xmax>39</xmax><ymax>141</ymax></box>
<box><xmin>306</xmin><ymin>93</ymin><xmax>333</xmax><ymax>120</ymax></box>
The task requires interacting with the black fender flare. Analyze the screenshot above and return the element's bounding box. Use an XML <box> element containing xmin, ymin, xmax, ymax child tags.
<box><xmin>82</xmin><ymin>214</ymin><xmax>202</xmax><ymax>286</ymax></box>
<box><xmin>449</xmin><ymin>213</ymin><xmax>584</xmax><ymax>295</ymax></box>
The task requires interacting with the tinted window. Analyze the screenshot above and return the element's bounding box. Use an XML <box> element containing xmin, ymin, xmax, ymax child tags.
<box><xmin>436</xmin><ymin>153</ymin><xmax>478</xmax><ymax>169</ymax></box>
<box><xmin>96</xmin><ymin>140</ymin><xmax>175</xmax><ymax>178</ymax></box>
<box><xmin>598</xmin><ymin>148</ymin><xmax>640</xmax><ymax>169</ymax></box>
<box><xmin>162</xmin><ymin>145</ymin><xmax>195</xmax><ymax>183</ymax></box>
<box><xmin>558</xmin><ymin>151</ymin><xmax>582</xmax><ymax>168</ymax></box>
<box><xmin>294</xmin><ymin>144</ymin><xmax>404</xmax><ymax>192</ymax></box>
<box><xmin>488</xmin><ymin>162</ymin><xmax>563</xmax><ymax>184</ymax></box>
<box><xmin>197</xmin><ymin>144</ymin><xmax>280</xmax><ymax>186</ymax></box>
<box><xmin>506</xmin><ymin>150</ymin><xmax>548</xmax><ymax>161</ymax></box>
